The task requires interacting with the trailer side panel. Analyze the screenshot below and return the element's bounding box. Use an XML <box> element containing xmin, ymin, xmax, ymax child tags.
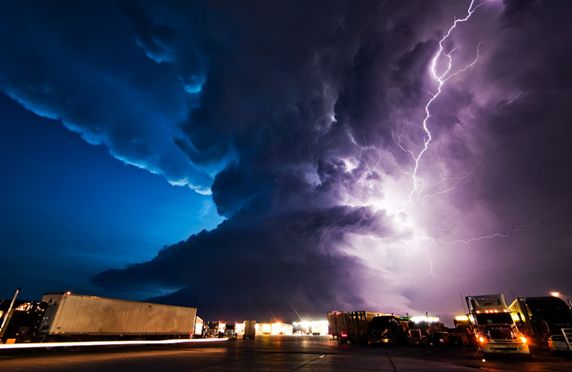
<box><xmin>40</xmin><ymin>293</ymin><xmax>196</xmax><ymax>337</ymax></box>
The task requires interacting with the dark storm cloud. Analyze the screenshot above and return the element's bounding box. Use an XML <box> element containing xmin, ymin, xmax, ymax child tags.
<box><xmin>449</xmin><ymin>0</ymin><xmax>572</xmax><ymax>296</ymax></box>
<box><xmin>471</xmin><ymin>0</ymin><xmax>572</xmax><ymax>213</ymax></box>
<box><xmin>93</xmin><ymin>205</ymin><xmax>394</xmax><ymax>319</ymax></box>
<box><xmin>90</xmin><ymin>0</ymin><xmax>401</xmax><ymax>317</ymax></box>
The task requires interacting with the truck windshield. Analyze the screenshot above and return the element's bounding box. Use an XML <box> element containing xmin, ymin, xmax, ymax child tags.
<box><xmin>527</xmin><ymin>298</ymin><xmax>572</xmax><ymax>327</ymax></box>
<box><xmin>476</xmin><ymin>313</ymin><xmax>513</xmax><ymax>325</ymax></box>
<box><xmin>370</xmin><ymin>317</ymin><xmax>392</xmax><ymax>329</ymax></box>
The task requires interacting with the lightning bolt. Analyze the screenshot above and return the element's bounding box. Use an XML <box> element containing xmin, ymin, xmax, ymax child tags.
<box><xmin>406</xmin><ymin>0</ymin><xmax>484</xmax><ymax>202</ymax></box>
<box><xmin>437</xmin><ymin>202</ymin><xmax>566</xmax><ymax>246</ymax></box>
<box><xmin>418</xmin><ymin>166</ymin><xmax>476</xmax><ymax>200</ymax></box>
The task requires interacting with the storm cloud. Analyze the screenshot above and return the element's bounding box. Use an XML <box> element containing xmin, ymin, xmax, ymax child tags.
<box><xmin>94</xmin><ymin>206</ymin><xmax>398</xmax><ymax>319</ymax></box>
<box><xmin>2</xmin><ymin>0</ymin><xmax>572</xmax><ymax>319</ymax></box>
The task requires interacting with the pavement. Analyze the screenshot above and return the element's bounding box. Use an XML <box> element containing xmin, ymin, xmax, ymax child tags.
<box><xmin>1</xmin><ymin>336</ymin><xmax>572</xmax><ymax>371</ymax></box>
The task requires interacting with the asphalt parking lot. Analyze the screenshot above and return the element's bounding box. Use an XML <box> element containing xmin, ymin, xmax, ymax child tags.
<box><xmin>1</xmin><ymin>336</ymin><xmax>572</xmax><ymax>371</ymax></box>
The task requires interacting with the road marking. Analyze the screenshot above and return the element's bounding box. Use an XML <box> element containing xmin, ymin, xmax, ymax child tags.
<box><xmin>386</xmin><ymin>354</ymin><xmax>398</xmax><ymax>372</ymax></box>
<box><xmin>293</xmin><ymin>354</ymin><xmax>326</xmax><ymax>370</ymax></box>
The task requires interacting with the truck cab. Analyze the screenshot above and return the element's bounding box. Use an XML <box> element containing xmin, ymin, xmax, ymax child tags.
<box><xmin>466</xmin><ymin>294</ymin><xmax>530</xmax><ymax>356</ymax></box>
<box><xmin>510</xmin><ymin>296</ymin><xmax>572</xmax><ymax>352</ymax></box>
<box><xmin>369</xmin><ymin>315</ymin><xmax>406</xmax><ymax>345</ymax></box>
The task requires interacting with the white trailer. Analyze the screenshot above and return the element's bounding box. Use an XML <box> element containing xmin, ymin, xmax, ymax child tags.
<box><xmin>38</xmin><ymin>292</ymin><xmax>197</xmax><ymax>341</ymax></box>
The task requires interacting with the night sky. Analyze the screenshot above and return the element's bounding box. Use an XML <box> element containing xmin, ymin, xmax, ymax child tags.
<box><xmin>1</xmin><ymin>0</ymin><xmax>571</xmax><ymax>321</ymax></box>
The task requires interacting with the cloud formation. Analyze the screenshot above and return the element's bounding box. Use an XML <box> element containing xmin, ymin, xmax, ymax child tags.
<box><xmin>94</xmin><ymin>206</ymin><xmax>399</xmax><ymax>319</ymax></box>
<box><xmin>3</xmin><ymin>0</ymin><xmax>572</xmax><ymax>319</ymax></box>
<box><xmin>0</xmin><ymin>0</ymin><xmax>211</xmax><ymax>193</ymax></box>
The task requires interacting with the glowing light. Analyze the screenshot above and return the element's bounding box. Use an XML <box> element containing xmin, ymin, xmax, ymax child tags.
<box><xmin>293</xmin><ymin>320</ymin><xmax>329</xmax><ymax>335</ymax></box>
<box><xmin>478</xmin><ymin>336</ymin><xmax>486</xmax><ymax>344</ymax></box>
<box><xmin>410</xmin><ymin>315</ymin><xmax>440</xmax><ymax>323</ymax></box>
<box><xmin>519</xmin><ymin>336</ymin><xmax>528</xmax><ymax>344</ymax></box>
<box><xmin>454</xmin><ymin>315</ymin><xmax>469</xmax><ymax>322</ymax></box>
<box><xmin>255</xmin><ymin>322</ymin><xmax>293</xmax><ymax>336</ymax></box>
<box><xmin>0</xmin><ymin>338</ymin><xmax>229</xmax><ymax>350</ymax></box>
<box><xmin>550</xmin><ymin>291</ymin><xmax>561</xmax><ymax>297</ymax></box>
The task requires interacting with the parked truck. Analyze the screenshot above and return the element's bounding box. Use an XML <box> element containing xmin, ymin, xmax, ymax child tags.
<box><xmin>38</xmin><ymin>292</ymin><xmax>197</xmax><ymax>341</ymax></box>
<box><xmin>205</xmin><ymin>321</ymin><xmax>223</xmax><ymax>338</ymax></box>
<box><xmin>466</xmin><ymin>294</ymin><xmax>530</xmax><ymax>356</ymax></box>
<box><xmin>447</xmin><ymin>315</ymin><xmax>475</xmax><ymax>346</ymax></box>
<box><xmin>369</xmin><ymin>314</ymin><xmax>408</xmax><ymax>345</ymax></box>
<box><xmin>0</xmin><ymin>300</ymin><xmax>47</xmax><ymax>343</ymax></box>
<box><xmin>406</xmin><ymin>316</ymin><xmax>446</xmax><ymax>346</ymax></box>
<box><xmin>328</xmin><ymin>311</ymin><xmax>407</xmax><ymax>345</ymax></box>
<box><xmin>509</xmin><ymin>296</ymin><xmax>572</xmax><ymax>352</ymax></box>
<box><xmin>224</xmin><ymin>322</ymin><xmax>238</xmax><ymax>339</ymax></box>
<box><xmin>328</xmin><ymin>311</ymin><xmax>349</xmax><ymax>343</ymax></box>
<box><xmin>243</xmin><ymin>320</ymin><xmax>256</xmax><ymax>340</ymax></box>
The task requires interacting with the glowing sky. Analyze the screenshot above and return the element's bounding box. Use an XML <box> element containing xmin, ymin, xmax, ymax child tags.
<box><xmin>1</xmin><ymin>0</ymin><xmax>571</xmax><ymax>320</ymax></box>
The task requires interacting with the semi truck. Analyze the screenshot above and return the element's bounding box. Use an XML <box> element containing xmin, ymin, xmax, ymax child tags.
<box><xmin>406</xmin><ymin>316</ymin><xmax>446</xmax><ymax>346</ymax></box>
<box><xmin>509</xmin><ymin>296</ymin><xmax>572</xmax><ymax>352</ymax></box>
<box><xmin>447</xmin><ymin>315</ymin><xmax>475</xmax><ymax>346</ymax></box>
<box><xmin>243</xmin><ymin>320</ymin><xmax>256</xmax><ymax>340</ymax></box>
<box><xmin>327</xmin><ymin>311</ymin><xmax>407</xmax><ymax>345</ymax></box>
<box><xmin>224</xmin><ymin>322</ymin><xmax>238</xmax><ymax>339</ymax></box>
<box><xmin>466</xmin><ymin>294</ymin><xmax>530</xmax><ymax>356</ymax></box>
<box><xmin>0</xmin><ymin>300</ymin><xmax>47</xmax><ymax>343</ymax></box>
<box><xmin>205</xmin><ymin>321</ymin><xmax>223</xmax><ymax>338</ymax></box>
<box><xmin>328</xmin><ymin>311</ymin><xmax>349</xmax><ymax>343</ymax></box>
<box><xmin>1</xmin><ymin>292</ymin><xmax>199</xmax><ymax>343</ymax></box>
<box><xmin>38</xmin><ymin>292</ymin><xmax>197</xmax><ymax>341</ymax></box>
<box><xmin>369</xmin><ymin>314</ymin><xmax>408</xmax><ymax>345</ymax></box>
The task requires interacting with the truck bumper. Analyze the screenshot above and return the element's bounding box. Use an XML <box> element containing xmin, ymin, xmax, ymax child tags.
<box><xmin>481</xmin><ymin>341</ymin><xmax>530</xmax><ymax>355</ymax></box>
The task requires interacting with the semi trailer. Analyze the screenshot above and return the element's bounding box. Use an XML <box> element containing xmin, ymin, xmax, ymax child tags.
<box><xmin>1</xmin><ymin>292</ymin><xmax>199</xmax><ymax>343</ymax></box>
<box><xmin>327</xmin><ymin>311</ymin><xmax>407</xmax><ymax>345</ymax></box>
<box><xmin>509</xmin><ymin>296</ymin><xmax>572</xmax><ymax>352</ymax></box>
<box><xmin>466</xmin><ymin>294</ymin><xmax>530</xmax><ymax>356</ymax></box>
<box><xmin>38</xmin><ymin>292</ymin><xmax>198</xmax><ymax>341</ymax></box>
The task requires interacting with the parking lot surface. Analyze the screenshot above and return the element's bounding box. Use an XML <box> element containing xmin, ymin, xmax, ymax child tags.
<box><xmin>1</xmin><ymin>336</ymin><xmax>572</xmax><ymax>371</ymax></box>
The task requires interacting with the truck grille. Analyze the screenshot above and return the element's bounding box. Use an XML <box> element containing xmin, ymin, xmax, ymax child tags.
<box><xmin>562</xmin><ymin>328</ymin><xmax>572</xmax><ymax>351</ymax></box>
<box><xmin>492</xmin><ymin>347</ymin><xmax>517</xmax><ymax>351</ymax></box>
<box><xmin>488</xmin><ymin>328</ymin><xmax>512</xmax><ymax>340</ymax></box>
